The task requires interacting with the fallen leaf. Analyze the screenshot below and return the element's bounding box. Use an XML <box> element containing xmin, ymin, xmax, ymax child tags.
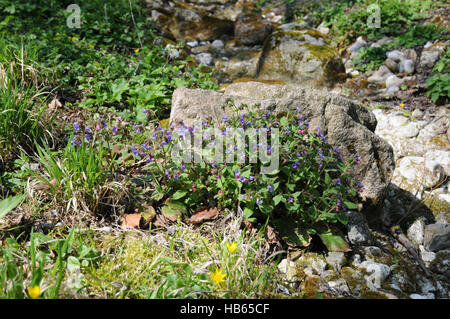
<box><xmin>141</xmin><ymin>206</ymin><xmax>156</xmax><ymax>228</ymax></box>
<box><xmin>48</xmin><ymin>98</ymin><xmax>62</xmax><ymax>110</ymax></box>
<box><xmin>154</xmin><ymin>214</ymin><xmax>169</xmax><ymax>228</ymax></box>
<box><xmin>121</xmin><ymin>213</ymin><xmax>141</xmax><ymax>229</ymax></box>
<box><xmin>266</xmin><ymin>225</ymin><xmax>281</xmax><ymax>246</ymax></box>
<box><xmin>186</xmin><ymin>207</ymin><xmax>218</xmax><ymax>225</ymax></box>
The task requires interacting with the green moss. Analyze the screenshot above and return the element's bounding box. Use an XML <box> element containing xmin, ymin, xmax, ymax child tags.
<box><xmin>303</xmin><ymin>43</ymin><xmax>336</xmax><ymax>60</ymax></box>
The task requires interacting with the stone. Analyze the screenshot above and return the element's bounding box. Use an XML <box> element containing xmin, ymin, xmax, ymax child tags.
<box><xmin>367</xmin><ymin>65</ymin><xmax>392</xmax><ymax>85</ymax></box>
<box><xmin>328</xmin><ymin>279</ymin><xmax>350</xmax><ymax>295</ymax></box>
<box><xmin>325</xmin><ymin>252</ymin><xmax>346</xmax><ymax>271</ymax></box>
<box><xmin>171</xmin><ymin>81</ymin><xmax>394</xmax><ymax>202</ymax></box>
<box><xmin>384</xmin><ymin>58</ymin><xmax>399</xmax><ymax>73</ymax></box>
<box><xmin>234</xmin><ymin>12</ymin><xmax>274</xmax><ymax>46</ymax></box>
<box><xmin>387</xmin><ymin>50</ymin><xmax>404</xmax><ymax>63</ymax></box>
<box><xmin>168</xmin><ymin>8</ymin><xmax>234</xmax><ymax>42</ymax></box>
<box><xmin>216</xmin><ymin>49</ymin><xmax>262</xmax><ymax>80</ymax></box>
<box><xmin>419</xmin><ymin>245</ymin><xmax>436</xmax><ymax>266</ymax></box>
<box><xmin>392</xmin><ymin>122</ymin><xmax>420</xmax><ymax>138</ymax></box>
<box><xmin>278</xmin><ymin>258</ymin><xmax>299</xmax><ymax>282</ymax></box>
<box><xmin>186</xmin><ymin>40</ymin><xmax>199</xmax><ymax>47</ymax></box>
<box><xmin>360</xmin><ymin>261</ymin><xmax>391</xmax><ymax>290</ymax></box>
<box><xmin>424</xmin><ymin>150</ymin><xmax>450</xmax><ymax>176</ymax></box>
<box><xmin>296</xmin><ymin>253</ymin><xmax>328</xmax><ymax>277</ymax></box>
<box><xmin>347</xmin><ymin>211</ymin><xmax>372</xmax><ymax>245</ymax></box>
<box><xmin>211</xmin><ymin>39</ymin><xmax>224</xmax><ymax>49</ymax></box>
<box><xmin>424</xmin><ymin>224</ymin><xmax>450</xmax><ymax>252</ymax></box>
<box><xmin>429</xmin><ymin>250</ymin><xmax>450</xmax><ymax>281</ymax></box>
<box><xmin>375</xmin><ymin>37</ymin><xmax>393</xmax><ymax>46</ymax></box>
<box><xmin>397</xmin><ymin>157</ymin><xmax>446</xmax><ymax>189</ymax></box>
<box><xmin>418</xmin><ymin>116</ymin><xmax>449</xmax><ymax>139</ymax></box>
<box><xmin>194</xmin><ymin>52</ymin><xmax>213</xmax><ymax>65</ymax></box>
<box><xmin>407</xmin><ymin>218</ymin><xmax>426</xmax><ymax>246</ymax></box>
<box><xmin>399</xmin><ymin>59</ymin><xmax>415</xmax><ymax>74</ymax></box>
<box><xmin>348</xmin><ymin>36</ymin><xmax>367</xmax><ymax>53</ymax></box>
<box><xmin>363</xmin><ymin>246</ymin><xmax>383</xmax><ymax>260</ymax></box>
<box><xmin>385</xmin><ymin>74</ymin><xmax>403</xmax><ymax>89</ymax></box>
<box><xmin>256</xmin><ymin>27</ymin><xmax>346</xmax><ymax>88</ymax></box>
<box><xmin>419</xmin><ymin>44</ymin><xmax>445</xmax><ymax>69</ymax></box>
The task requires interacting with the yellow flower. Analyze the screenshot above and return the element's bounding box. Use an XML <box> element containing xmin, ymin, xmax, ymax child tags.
<box><xmin>173</xmin><ymin>65</ymin><xmax>178</xmax><ymax>70</ymax></box>
<box><xmin>71</xmin><ymin>36</ymin><xmax>76</xmax><ymax>41</ymax></box>
<box><xmin>400</xmin><ymin>103</ymin><xmax>405</xmax><ymax>107</ymax></box>
<box><xmin>210</xmin><ymin>268</ymin><xmax>226</xmax><ymax>284</ymax></box>
<box><xmin>28</xmin><ymin>285</ymin><xmax>40</xmax><ymax>299</ymax></box>
<box><xmin>134</xmin><ymin>48</ymin><xmax>140</xmax><ymax>53</ymax></box>
<box><xmin>226</xmin><ymin>241</ymin><xmax>238</xmax><ymax>253</ymax></box>
<box><xmin>89</xmin><ymin>44</ymin><xmax>94</xmax><ymax>49</ymax></box>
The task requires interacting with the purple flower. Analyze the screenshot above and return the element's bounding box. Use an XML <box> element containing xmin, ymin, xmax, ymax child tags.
<box><xmin>268</xmin><ymin>185</ymin><xmax>274</xmax><ymax>192</ymax></box>
<box><xmin>84</xmin><ymin>133</ymin><xmax>91</xmax><ymax>141</ymax></box>
<box><xmin>335</xmin><ymin>178</ymin><xmax>341</xmax><ymax>185</ymax></box>
<box><xmin>112</xmin><ymin>126</ymin><xmax>118</xmax><ymax>135</ymax></box>
<box><xmin>235</xmin><ymin>169</ymin><xmax>240</xmax><ymax>177</ymax></box>
<box><xmin>73</xmin><ymin>122</ymin><xmax>80</xmax><ymax>132</ymax></box>
<box><xmin>130</xmin><ymin>147</ymin><xmax>138</xmax><ymax>156</ymax></box>
<box><xmin>288</xmin><ymin>197</ymin><xmax>293</xmax><ymax>203</ymax></box>
<box><xmin>239</xmin><ymin>176</ymin><xmax>246</xmax><ymax>183</ymax></box>
<box><xmin>257</xmin><ymin>199</ymin><xmax>263</xmax><ymax>205</ymax></box>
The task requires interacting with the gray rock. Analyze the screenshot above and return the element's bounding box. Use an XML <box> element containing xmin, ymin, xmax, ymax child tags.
<box><xmin>387</xmin><ymin>50</ymin><xmax>404</xmax><ymax>62</ymax></box>
<box><xmin>194</xmin><ymin>52</ymin><xmax>213</xmax><ymax>65</ymax></box>
<box><xmin>429</xmin><ymin>250</ymin><xmax>450</xmax><ymax>281</ymax></box>
<box><xmin>410</xmin><ymin>293</ymin><xmax>432</xmax><ymax>299</ymax></box>
<box><xmin>364</xmin><ymin>246</ymin><xmax>383</xmax><ymax>260</ymax></box>
<box><xmin>424</xmin><ymin>224</ymin><xmax>450</xmax><ymax>252</ymax></box>
<box><xmin>367</xmin><ymin>65</ymin><xmax>392</xmax><ymax>85</ymax></box>
<box><xmin>360</xmin><ymin>261</ymin><xmax>391</xmax><ymax>290</ymax></box>
<box><xmin>397</xmin><ymin>157</ymin><xmax>445</xmax><ymax>189</ymax></box>
<box><xmin>419</xmin><ymin>245</ymin><xmax>436</xmax><ymax>266</ymax></box>
<box><xmin>407</xmin><ymin>218</ymin><xmax>425</xmax><ymax>246</ymax></box>
<box><xmin>347</xmin><ymin>211</ymin><xmax>372</xmax><ymax>245</ymax></box>
<box><xmin>399</xmin><ymin>59</ymin><xmax>415</xmax><ymax>74</ymax></box>
<box><xmin>170</xmin><ymin>82</ymin><xmax>395</xmax><ymax>202</ymax></box>
<box><xmin>384</xmin><ymin>58</ymin><xmax>399</xmax><ymax>73</ymax></box>
<box><xmin>348</xmin><ymin>37</ymin><xmax>367</xmax><ymax>52</ymax></box>
<box><xmin>385</xmin><ymin>74</ymin><xmax>403</xmax><ymax>89</ymax></box>
<box><xmin>211</xmin><ymin>39</ymin><xmax>224</xmax><ymax>49</ymax></box>
<box><xmin>419</xmin><ymin>50</ymin><xmax>442</xmax><ymax>69</ymax></box>
<box><xmin>186</xmin><ymin>40</ymin><xmax>199</xmax><ymax>47</ymax></box>
<box><xmin>328</xmin><ymin>279</ymin><xmax>350</xmax><ymax>295</ymax></box>
<box><xmin>234</xmin><ymin>12</ymin><xmax>273</xmax><ymax>45</ymax></box>
<box><xmin>326</xmin><ymin>252</ymin><xmax>346</xmax><ymax>271</ymax></box>
<box><xmin>424</xmin><ymin>150</ymin><xmax>450</xmax><ymax>176</ymax></box>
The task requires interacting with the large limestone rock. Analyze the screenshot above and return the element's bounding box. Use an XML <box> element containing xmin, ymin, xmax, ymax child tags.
<box><xmin>170</xmin><ymin>81</ymin><xmax>395</xmax><ymax>203</ymax></box>
<box><xmin>234</xmin><ymin>12</ymin><xmax>274</xmax><ymax>45</ymax></box>
<box><xmin>256</xmin><ymin>25</ymin><xmax>346</xmax><ymax>88</ymax></box>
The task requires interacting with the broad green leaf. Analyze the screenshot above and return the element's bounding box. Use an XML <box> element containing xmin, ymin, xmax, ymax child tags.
<box><xmin>0</xmin><ymin>194</ymin><xmax>25</xmax><ymax>220</ymax></box>
<box><xmin>273</xmin><ymin>194</ymin><xmax>284</xmax><ymax>206</ymax></box>
<box><xmin>273</xmin><ymin>218</ymin><xmax>311</xmax><ymax>247</ymax></box>
<box><xmin>344</xmin><ymin>200</ymin><xmax>358</xmax><ymax>210</ymax></box>
<box><xmin>318</xmin><ymin>230</ymin><xmax>351</xmax><ymax>252</ymax></box>
<box><xmin>172</xmin><ymin>190</ymin><xmax>187</xmax><ymax>200</ymax></box>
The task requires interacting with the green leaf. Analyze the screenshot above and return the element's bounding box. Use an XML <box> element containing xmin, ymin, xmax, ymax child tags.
<box><xmin>0</xmin><ymin>194</ymin><xmax>25</xmax><ymax>220</ymax></box>
<box><xmin>67</xmin><ymin>256</ymin><xmax>81</xmax><ymax>273</ymax></box>
<box><xmin>273</xmin><ymin>217</ymin><xmax>311</xmax><ymax>247</ymax></box>
<box><xmin>273</xmin><ymin>194</ymin><xmax>284</xmax><ymax>206</ymax></box>
<box><xmin>318</xmin><ymin>230</ymin><xmax>351</xmax><ymax>252</ymax></box>
<box><xmin>343</xmin><ymin>200</ymin><xmax>358</xmax><ymax>210</ymax></box>
<box><xmin>172</xmin><ymin>190</ymin><xmax>187</xmax><ymax>200</ymax></box>
<box><xmin>243</xmin><ymin>207</ymin><xmax>253</xmax><ymax>219</ymax></box>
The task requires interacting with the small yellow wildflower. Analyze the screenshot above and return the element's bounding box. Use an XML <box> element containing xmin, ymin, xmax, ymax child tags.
<box><xmin>173</xmin><ymin>65</ymin><xmax>178</xmax><ymax>70</ymax></box>
<box><xmin>210</xmin><ymin>268</ymin><xmax>226</xmax><ymax>284</ymax></box>
<box><xmin>71</xmin><ymin>36</ymin><xmax>76</xmax><ymax>41</ymax></box>
<box><xmin>28</xmin><ymin>285</ymin><xmax>40</xmax><ymax>299</ymax></box>
<box><xmin>400</xmin><ymin>103</ymin><xmax>405</xmax><ymax>107</ymax></box>
<box><xmin>134</xmin><ymin>48</ymin><xmax>140</xmax><ymax>54</ymax></box>
<box><xmin>226</xmin><ymin>241</ymin><xmax>238</xmax><ymax>253</ymax></box>
<box><xmin>89</xmin><ymin>44</ymin><xmax>94</xmax><ymax>49</ymax></box>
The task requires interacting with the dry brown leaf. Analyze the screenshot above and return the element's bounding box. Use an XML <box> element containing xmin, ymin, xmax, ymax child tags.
<box><xmin>185</xmin><ymin>207</ymin><xmax>218</xmax><ymax>225</ymax></box>
<box><xmin>154</xmin><ymin>214</ymin><xmax>170</xmax><ymax>229</ymax></box>
<box><xmin>266</xmin><ymin>225</ymin><xmax>280</xmax><ymax>245</ymax></box>
<box><xmin>48</xmin><ymin>98</ymin><xmax>62</xmax><ymax>110</ymax></box>
<box><xmin>121</xmin><ymin>213</ymin><xmax>141</xmax><ymax>229</ymax></box>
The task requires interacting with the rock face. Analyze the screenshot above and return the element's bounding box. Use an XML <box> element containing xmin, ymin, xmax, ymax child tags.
<box><xmin>170</xmin><ymin>81</ymin><xmax>395</xmax><ymax>203</ymax></box>
<box><xmin>234</xmin><ymin>12</ymin><xmax>274</xmax><ymax>45</ymax></box>
<box><xmin>256</xmin><ymin>25</ymin><xmax>346</xmax><ymax>88</ymax></box>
